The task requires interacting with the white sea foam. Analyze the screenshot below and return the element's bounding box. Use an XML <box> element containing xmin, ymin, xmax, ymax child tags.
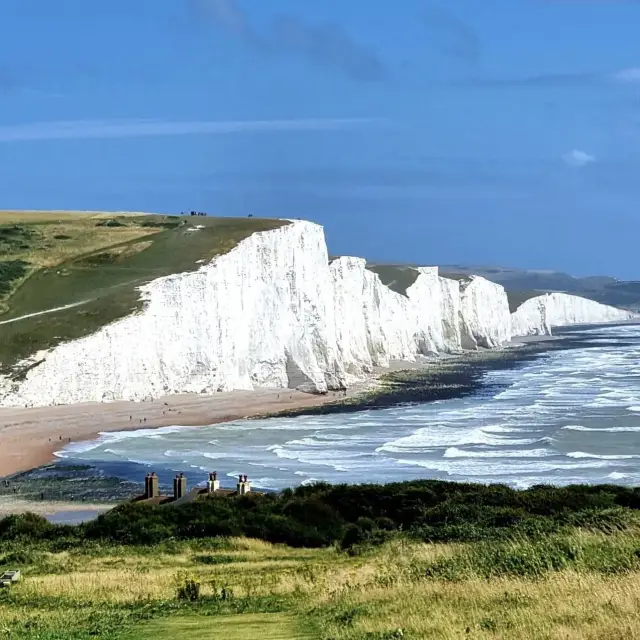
<box><xmin>443</xmin><ymin>447</ymin><xmax>553</xmax><ymax>459</ymax></box>
<box><xmin>562</xmin><ymin>425</ymin><xmax>640</xmax><ymax>433</ymax></box>
<box><xmin>566</xmin><ymin>451</ymin><xmax>640</xmax><ymax>460</ymax></box>
<box><xmin>55</xmin><ymin>323</ymin><xmax>640</xmax><ymax>490</ymax></box>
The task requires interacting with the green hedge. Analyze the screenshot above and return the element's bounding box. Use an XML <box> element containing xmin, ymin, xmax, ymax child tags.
<box><xmin>4</xmin><ymin>480</ymin><xmax>640</xmax><ymax>550</ymax></box>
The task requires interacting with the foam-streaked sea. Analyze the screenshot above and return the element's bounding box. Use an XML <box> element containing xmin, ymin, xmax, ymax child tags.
<box><xmin>57</xmin><ymin>324</ymin><xmax>640</xmax><ymax>491</ymax></box>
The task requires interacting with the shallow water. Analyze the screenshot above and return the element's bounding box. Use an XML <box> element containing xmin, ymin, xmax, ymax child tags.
<box><xmin>58</xmin><ymin>324</ymin><xmax>640</xmax><ymax>490</ymax></box>
<box><xmin>44</xmin><ymin>509</ymin><xmax>105</xmax><ymax>525</ymax></box>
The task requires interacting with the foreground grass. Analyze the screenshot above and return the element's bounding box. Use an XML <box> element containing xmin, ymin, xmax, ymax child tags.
<box><xmin>127</xmin><ymin>613</ymin><xmax>310</xmax><ymax>640</ymax></box>
<box><xmin>0</xmin><ymin>211</ymin><xmax>283</xmax><ymax>375</ymax></box>
<box><xmin>4</xmin><ymin>528</ymin><xmax>640</xmax><ymax>639</ymax></box>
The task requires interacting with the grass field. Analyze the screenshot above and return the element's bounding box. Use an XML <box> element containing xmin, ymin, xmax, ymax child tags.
<box><xmin>365</xmin><ymin>264</ymin><xmax>421</xmax><ymax>296</ymax></box>
<box><xmin>3</xmin><ymin>528</ymin><xmax>640</xmax><ymax>639</ymax></box>
<box><xmin>0</xmin><ymin>211</ymin><xmax>283</xmax><ymax>376</ymax></box>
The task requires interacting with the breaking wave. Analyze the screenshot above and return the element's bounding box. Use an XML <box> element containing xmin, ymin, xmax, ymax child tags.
<box><xmin>58</xmin><ymin>323</ymin><xmax>640</xmax><ymax>490</ymax></box>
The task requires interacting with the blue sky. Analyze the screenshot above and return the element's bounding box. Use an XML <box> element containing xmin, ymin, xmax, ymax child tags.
<box><xmin>2</xmin><ymin>1</ymin><xmax>640</xmax><ymax>277</ymax></box>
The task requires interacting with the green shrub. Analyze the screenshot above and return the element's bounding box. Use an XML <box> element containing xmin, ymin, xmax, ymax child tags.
<box><xmin>30</xmin><ymin>480</ymin><xmax>640</xmax><ymax>549</ymax></box>
<box><xmin>0</xmin><ymin>513</ymin><xmax>58</xmax><ymax>540</ymax></box>
<box><xmin>0</xmin><ymin>549</ymin><xmax>42</xmax><ymax>566</ymax></box>
<box><xmin>176</xmin><ymin>577</ymin><xmax>201</xmax><ymax>601</ymax></box>
<box><xmin>0</xmin><ymin>260</ymin><xmax>29</xmax><ymax>295</ymax></box>
<box><xmin>95</xmin><ymin>219</ymin><xmax>125</xmax><ymax>227</ymax></box>
<box><xmin>192</xmin><ymin>554</ymin><xmax>236</xmax><ymax>565</ymax></box>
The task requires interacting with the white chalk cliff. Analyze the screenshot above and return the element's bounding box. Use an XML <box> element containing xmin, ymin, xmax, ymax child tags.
<box><xmin>0</xmin><ymin>220</ymin><xmax>634</xmax><ymax>407</ymax></box>
<box><xmin>511</xmin><ymin>292</ymin><xmax>633</xmax><ymax>337</ymax></box>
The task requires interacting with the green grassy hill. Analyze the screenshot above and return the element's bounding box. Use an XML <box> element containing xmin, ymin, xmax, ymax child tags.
<box><xmin>4</xmin><ymin>479</ymin><xmax>640</xmax><ymax>638</ymax></box>
<box><xmin>440</xmin><ymin>264</ymin><xmax>640</xmax><ymax>311</ymax></box>
<box><xmin>0</xmin><ymin>211</ymin><xmax>283</xmax><ymax>377</ymax></box>
<box><xmin>365</xmin><ymin>264</ymin><xmax>420</xmax><ymax>296</ymax></box>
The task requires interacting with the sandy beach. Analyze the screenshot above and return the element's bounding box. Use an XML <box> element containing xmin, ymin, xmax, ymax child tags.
<box><xmin>0</xmin><ymin>387</ymin><xmax>354</xmax><ymax>479</ymax></box>
<box><xmin>0</xmin><ymin>325</ymin><xmax>618</xmax><ymax>483</ymax></box>
<box><xmin>0</xmin><ymin>339</ymin><xmax>556</xmax><ymax>480</ymax></box>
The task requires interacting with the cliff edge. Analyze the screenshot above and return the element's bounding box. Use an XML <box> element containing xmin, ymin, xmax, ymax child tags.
<box><xmin>0</xmin><ymin>219</ymin><xmax>634</xmax><ymax>407</ymax></box>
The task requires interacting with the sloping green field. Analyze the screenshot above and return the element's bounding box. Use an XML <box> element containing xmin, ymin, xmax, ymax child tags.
<box><xmin>0</xmin><ymin>211</ymin><xmax>283</xmax><ymax>376</ymax></box>
<box><xmin>365</xmin><ymin>264</ymin><xmax>420</xmax><ymax>296</ymax></box>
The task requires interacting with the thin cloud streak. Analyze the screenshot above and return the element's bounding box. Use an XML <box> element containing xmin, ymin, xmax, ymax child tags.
<box><xmin>0</xmin><ymin>117</ymin><xmax>383</xmax><ymax>143</ymax></box>
<box><xmin>450</xmin><ymin>67</ymin><xmax>640</xmax><ymax>89</ymax></box>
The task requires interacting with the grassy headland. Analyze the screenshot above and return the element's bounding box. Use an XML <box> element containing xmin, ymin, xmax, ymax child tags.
<box><xmin>3</xmin><ymin>480</ymin><xmax>640</xmax><ymax>638</ymax></box>
<box><xmin>0</xmin><ymin>211</ymin><xmax>283</xmax><ymax>377</ymax></box>
<box><xmin>365</xmin><ymin>264</ymin><xmax>420</xmax><ymax>296</ymax></box>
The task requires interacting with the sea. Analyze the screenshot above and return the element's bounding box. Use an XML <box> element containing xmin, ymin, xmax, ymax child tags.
<box><xmin>56</xmin><ymin>323</ymin><xmax>640</xmax><ymax>491</ymax></box>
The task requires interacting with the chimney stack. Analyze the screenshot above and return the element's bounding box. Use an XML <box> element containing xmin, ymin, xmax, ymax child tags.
<box><xmin>208</xmin><ymin>471</ymin><xmax>220</xmax><ymax>493</ymax></box>
<box><xmin>144</xmin><ymin>472</ymin><xmax>159</xmax><ymax>499</ymax></box>
<box><xmin>236</xmin><ymin>474</ymin><xmax>251</xmax><ymax>495</ymax></box>
<box><xmin>173</xmin><ymin>473</ymin><xmax>187</xmax><ymax>500</ymax></box>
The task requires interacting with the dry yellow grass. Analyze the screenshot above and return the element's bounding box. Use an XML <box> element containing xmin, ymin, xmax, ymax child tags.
<box><xmin>327</xmin><ymin>572</ymin><xmax>640</xmax><ymax>640</ymax></box>
<box><xmin>5</xmin><ymin>535</ymin><xmax>640</xmax><ymax>638</ymax></box>
<box><xmin>0</xmin><ymin>210</ymin><xmax>152</xmax><ymax>223</ymax></box>
<box><xmin>2</xmin><ymin>219</ymin><xmax>159</xmax><ymax>269</ymax></box>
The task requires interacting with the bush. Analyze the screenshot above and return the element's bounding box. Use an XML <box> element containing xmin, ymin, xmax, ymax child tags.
<box><xmin>0</xmin><ymin>260</ymin><xmax>29</xmax><ymax>295</ymax></box>
<box><xmin>95</xmin><ymin>220</ymin><xmax>125</xmax><ymax>227</ymax></box>
<box><xmin>192</xmin><ymin>554</ymin><xmax>236</xmax><ymax>565</ymax></box>
<box><xmin>44</xmin><ymin>479</ymin><xmax>640</xmax><ymax>549</ymax></box>
<box><xmin>176</xmin><ymin>577</ymin><xmax>200</xmax><ymax>601</ymax></box>
<box><xmin>0</xmin><ymin>513</ymin><xmax>57</xmax><ymax>541</ymax></box>
<box><xmin>0</xmin><ymin>549</ymin><xmax>42</xmax><ymax>565</ymax></box>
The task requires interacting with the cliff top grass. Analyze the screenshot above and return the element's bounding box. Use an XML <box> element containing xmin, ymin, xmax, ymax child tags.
<box><xmin>506</xmin><ymin>290</ymin><xmax>544</xmax><ymax>313</ymax></box>
<box><xmin>366</xmin><ymin>264</ymin><xmax>420</xmax><ymax>296</ymax></box>
<box><xmin>0</xmin><ymin>211</ymin><xmax>284</xmax><ymax>376</ymax></box>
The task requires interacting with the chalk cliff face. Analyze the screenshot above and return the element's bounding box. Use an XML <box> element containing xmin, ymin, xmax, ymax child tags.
<box><xmin>1</xmin><ymin>221</ymin><xmax>343</xmax><ymax>405</ymax></box>
<box><xmin>0</xmin><ymin>220</ymin><xmax>634</xmax><ymax>407</ymax></box>
<box><xmin>510</xmin><ymin>293</ymin><xmax>634</xmax><ymax>337</ymax></box>
<box><xmin>459</xmin><ymin>277</ymin><xmax>512</xmax><ymax>349</ymax></box>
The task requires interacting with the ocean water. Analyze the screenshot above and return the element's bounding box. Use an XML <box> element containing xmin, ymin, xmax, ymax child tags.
<box><xmin>57</xmin><ymin>324</ymin><xmax>640</xmax><ymax>491</ymax></box>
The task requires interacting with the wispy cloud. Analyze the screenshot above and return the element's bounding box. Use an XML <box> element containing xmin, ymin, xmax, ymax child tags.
<box><xmin>422</xmin><ymin>7</ymin><xmax>481</xmax><ymax>63</ymax></box>
<box><xmin>193</xmin><ymin>0</ymin><xmax>387</xmax><ymax>82</ymax></box>
<box><xmin>562</xmin><ymin>149</ymin><xmax>596</xmax><ymax>167</ymax></box>
<box><xmin>0</xmin><ymin>117</ymin><xmax>381</xmax><ymax>143</ymax></box>
<box><xmin>610</xmin><ymin>68</ymin><xmax>640</xmax><ymax>84</ymax></box>
<box><xmin>453</xmin><ymin>67</ymin><xmax>640</xmax><ymax>89</ymax></box>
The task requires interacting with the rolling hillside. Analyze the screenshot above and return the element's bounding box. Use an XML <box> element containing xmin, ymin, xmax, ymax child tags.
<box><xmin>440</xmin><ymin>264</ymin><xmax>640</xmax><ymax>311</ymax></box>
<box><xmin>0</xmin><ymin>211</ymin><xmax>283</xmax><ymax>377</ymax></box>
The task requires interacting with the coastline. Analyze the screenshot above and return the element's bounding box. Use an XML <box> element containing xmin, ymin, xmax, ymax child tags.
<box><xmin>0</xmin><ymin>387</ymin><xmax>354</xmax><ymax>479</ymax></box>
<box><xmin>1</xmin><ymin>323</ymin><xmax>628</xmax><ymax>483</ymax></box>
<box><xmin>0</xmin><ymin>339</ymin><xmax>558</xmax><ymax>481</ymax></box>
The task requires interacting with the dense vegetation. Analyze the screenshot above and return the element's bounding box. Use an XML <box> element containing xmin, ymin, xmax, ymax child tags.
<box><xmin>4</xmin><ymin>480</ymin><xmax>640</xmax><ymax>550</ymax></box>
<box><xmin>4</xmin><ymin>480</ymin><xmax>640</xmax><ymax>638</ymax></box>
<box><xmin>0</xmin><ymin>260</ymin><xmax>28</xmax><ymax>297</ymax></box>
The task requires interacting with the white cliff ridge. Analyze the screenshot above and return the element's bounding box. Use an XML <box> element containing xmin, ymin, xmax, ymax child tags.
<box><xmin>0</xmin><ymin>220</ymin><xmax>634</xmax><ymax>407</ymax></box>
<box><xmin>510</xmin><ymin>293</ymin><xmax>633</xmax><ymax>337</ymax></box>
